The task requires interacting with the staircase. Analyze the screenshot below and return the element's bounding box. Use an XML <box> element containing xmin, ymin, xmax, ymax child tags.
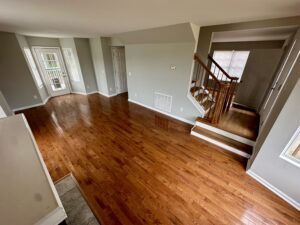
<box><xmin>190</xmin><ymin>54</ymin><xmax>254</xmax><ymax>158</ymax></box>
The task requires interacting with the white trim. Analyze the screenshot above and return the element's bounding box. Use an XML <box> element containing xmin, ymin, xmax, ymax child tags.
<box><xmin>279</xmin><ymin>126</ymin><xmax>300</xmax><ymax>168</ymax></box>
<box><xmin>247</xmin><ymin>170</ymin><xmax>300</xmax><ymax>210</ymax></box>
<box><xmin>195</xmin><ymin>121</ymin><xmax>256</xmax><ymax>146</ymax></box>
<box><xmin>71</xmin><ymin>91</ymin><xmax>88</xmax><ymax>95</ymax></box>
<box><xmin>34</xmin><ymin>206</ymin><xmax>66</xmax><ymax>225</ymax></box>
<box><xmin>128</xmin><ymin>99</ymin><xmax>194</xmax><ymax>125</ymax></box>
<box><xmin>98</xmin><ymin>91</ymin><xmax>118</xmax><ymax>98</ymax></box>
<box><xmin>191</xmin><ymin>129</ymin><xmax>251</xmax><ymax>158</ymax></box>
<box><xmin>12</xmin><ymin>102</ymin><xmax>45</xmax><ymax>112</ymax></box>
<box><xmin>86</xmin><ymin>91</ymin><xmax>99</xmax><ymax>95</ymax></box>
<box><xmin>43</xmin><ymin>96</ymin><xmax>51</xmax><ymax>105</ymax></box>
<box><xmin>260</xmin><ymin>43</ymin><xmax>299</xmax><ymax>132</ymax></box>
<box><xmin>22</xmin><ymin>114</ymin><xmax>67</xmax><ymax>224</ymax></box>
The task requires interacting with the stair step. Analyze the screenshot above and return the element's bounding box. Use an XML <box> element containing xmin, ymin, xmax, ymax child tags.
<box><xmin>191</xmin><ymin>126</ymin><xmax>252</xmax><ymax>158</ymax></box>
<box><xmin>190</xmin><ymin>86</ymin><xmax>200</xmax><ymax>95</ymax></box>
<box><xmin>201</xmin><ymin>100</ymin><xmax>215</xmax><ymax>112</ymax></box>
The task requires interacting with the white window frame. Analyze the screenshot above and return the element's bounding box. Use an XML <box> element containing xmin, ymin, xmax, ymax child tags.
<box><xmin>280</xmin><ymin>126</ymin><xmax>300</xmax><ymax>168</ymax></box>
<box><xmin>212</xmin><ymin>50</ymin><xmax>250</xmax><ymax>82</ymax></box>
<box><xmin>62</xmin><ymin>48</ymin><xmax>80</xmax><ymax>82</ymax></box>
<box><xmin>23</xmin><ymin>48</ymin><xmax>44</xmax><ymax>88</ymax></box>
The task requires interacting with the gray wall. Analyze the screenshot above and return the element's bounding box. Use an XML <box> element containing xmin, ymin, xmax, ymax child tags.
<box><xmin>89</xmin><ymin>38</ymin><xmax>109</xmax><ymax>95</ymax></box>
<box><xmin>16</xmin><ymin>34</ymin><xmax>49</xmax><ymax>103</ymax></box>
<box><xmin>0</xmin><ymin>32</ymin><xmax>42</xmax><ymax>110</ymax></box>
<box><xmin>209</xmin><ymin>41</ymin><xmax>284</xmax><ymax>110</ymax></box>
<box><xmin>59</xmin><ymin>38</ymin><xmax>86</xmax><ymax>94</ymax></box>
<box><xmin>74</xmin><ymin>38</ymin><xmax>98</xmax><ymax>93</ymax></box>
<box><xmin>235</xmin><ymin>49</ymin><xmax>283</xmax><ymax>110</ymax></box>
<box><xmin>197</xmin><ymin>16</ymin><xmax>300</xmax><ymax>59</ymax></box>
<box><xmin>249</xmin><ymin>77</ymin><xmax>300</xmax><ymax>207</ymax></box>
<box><xmin>26</xmin><ymin>36</ymin><xmax>60</xmax><ymax>47</ymax></box>
<box><xmin>0</xmin><ymin>91</ymin><xmax>13</xmax><ymax>116</ymax></box>
<box><xmin>125</xmin><ymin>43</ymin><xmax>199</xmax><ymax>122</ymax></box>
<box><xmin>101</xmin><ymin>37</ymin><xmax>116</xmax><ymax>95</ymax></box>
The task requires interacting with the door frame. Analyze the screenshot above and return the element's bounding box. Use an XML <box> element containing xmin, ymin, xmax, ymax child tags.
<box><xmin>32</xmin><ymin>46</ymin><xmax>72</xmax><ymax>97</ymax></box>
<box><xmin>111</xmin><ymin>46</ymin><xmax>128</xmax><ymax>94</ymax></box>
<box><xmin>259</xmin><ymin>38</ymin><xmax>300</xmax><ymax>131</ymax></box>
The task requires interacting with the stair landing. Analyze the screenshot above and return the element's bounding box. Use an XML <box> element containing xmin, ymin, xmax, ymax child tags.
<box><xmin>191</xmin><ymin>106</ymin><xmax>259</xmax><ymax>158</ymax></box>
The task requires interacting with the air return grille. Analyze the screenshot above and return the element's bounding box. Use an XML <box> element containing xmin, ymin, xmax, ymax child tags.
<box><xmin>154</xmin><ymin>92</ymin><xmax>172</xmax><ymax>113</ymax></box>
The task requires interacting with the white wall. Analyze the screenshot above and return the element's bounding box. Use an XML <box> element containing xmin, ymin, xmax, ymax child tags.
<box><xmin>249</xmin><ymin>76</ymin><xmax>300</xmax><ymax>209</ymax></box>
<box><xmin>59</xmin><ymin>38</ymin><xmax>86</xmax><ymax>94</ymax></box>
<box><xmin>125</xmin><ymin>43</ymin><xmax>199</xmax><ymax>122</ymax></box>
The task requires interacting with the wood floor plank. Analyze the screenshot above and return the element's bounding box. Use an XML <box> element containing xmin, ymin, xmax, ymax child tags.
<box><xmin>18</xmin><ymin>93</ymin><xmax>300</xmax><ymax>225</ymax></box>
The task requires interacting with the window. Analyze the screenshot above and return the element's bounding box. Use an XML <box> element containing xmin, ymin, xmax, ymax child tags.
<box><xmin>280</xmin><ymin>126</ymin><xmax>300</xmax><ymax>168</ymax></box>
<box><xmin>211</xmin><ymin>50</ymin><xmax>250</xmax><ymax>81</ymax></box>
<box><xmin>42</xmin><ymin>53</ymin><xmax>60</xmax><ymax>69</ymax></box>
<box><xmin>62</xmin><ymin>48</ymin><xmax>80</xmax><ymax>82</ymax></box>
<box><xmin>23</xmin><ymin>48</ymin><xmax>43</xmax><ymax>88</ymax></box>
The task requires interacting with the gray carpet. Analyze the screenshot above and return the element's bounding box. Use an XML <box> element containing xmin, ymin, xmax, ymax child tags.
<box><xmin>55</xmin><ymin>175</ymin><xmax>100</xmax><ymax>225</ymax></box>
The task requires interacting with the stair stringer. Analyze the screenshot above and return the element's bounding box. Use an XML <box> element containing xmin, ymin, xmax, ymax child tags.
<box><xmin>187</xmin><ymin>92</ymin><xmax>206</xmax><ymax>116</ymax></box>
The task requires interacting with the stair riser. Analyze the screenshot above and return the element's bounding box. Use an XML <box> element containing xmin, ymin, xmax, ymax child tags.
<box><xmin>191</xmin><ymin>130</ymin><xmax>251</xmax><ymax>158</ymax></box>
<box><xmin>195</xmin><ymin>121</ymin><xmax>255</xmax><ymax>146</ymax></box>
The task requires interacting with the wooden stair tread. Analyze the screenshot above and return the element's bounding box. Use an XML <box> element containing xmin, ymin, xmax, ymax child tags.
<box><xmin>190</xmin><ymin>86</ymin><xmax>200</xmax><ymax>94</ymax></box>
<box><xmin>192</xmin><ymin>126</ymin><xmax>253</xmax><ymax>155</ymax></box>
<box><xmin>201</xmin><ymin>100</ymin><xmax>214</xmax><ymax>111</ymax></box>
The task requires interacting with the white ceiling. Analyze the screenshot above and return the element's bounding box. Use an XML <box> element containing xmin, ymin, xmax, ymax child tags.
<box><xmin>0</xmin><ymin>0</ymin><xmax>299</xmax><ymax>37</ymax></box>
<box><xmin>213</xmin><ymin>26</ymin><xmax>299</xmax><ymax>42</ymax></box>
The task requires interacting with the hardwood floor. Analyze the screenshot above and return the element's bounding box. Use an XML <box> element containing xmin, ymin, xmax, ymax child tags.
<box><xmin>19</xmin><ymin>93</ymin><xmax>299</xmax><ymax>225</ymax></box>
<box><xmin>198</xmin><ymin>106</ymin><xmax>259</xmax><ymax>141</ymax></box>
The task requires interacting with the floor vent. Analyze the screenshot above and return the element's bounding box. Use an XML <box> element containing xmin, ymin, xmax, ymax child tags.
<box><xmin>154</xmin><ymin>92</ymin><xmax>172</xmax><ymax>113</ymax></box>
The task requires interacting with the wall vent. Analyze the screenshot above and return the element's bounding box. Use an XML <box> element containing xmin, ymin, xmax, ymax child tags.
<box><xmin>154</xmin><ymin>92</ymin><xmax>172</xmax><ymax>113</ymax></box>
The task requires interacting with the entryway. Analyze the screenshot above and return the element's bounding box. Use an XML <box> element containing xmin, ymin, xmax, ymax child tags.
<box><xmin>33</xmin><ymin>47</ymin><xmax>71</xmax><ymax>97</ymax></box>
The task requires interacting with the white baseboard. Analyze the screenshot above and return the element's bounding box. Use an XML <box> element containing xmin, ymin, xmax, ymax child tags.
<box><xmin>195</xmin><ymin>121</ymin><xmax>256</xmax><ymax>146</ymax></box>
<box><xmin>247</xmin><ymin>170</ymin><xmax>300</xmax><ymax>210</ymax></box>
<box><xmin>13</xmin><ymin>102</ymin><xmax>45</xmax><ymax>112</ymax></box>
<box><xmin>128</xmin><ymin>99</ymin><xmax>194</xmax><ymax>125</ymax></box>
<box><xmin>71</xmin><ymin>91</ymin><xmax>88</xmax><ymax>95</ymax></box>
<box><xmin>43</xmin><ymin>96</ymin><xmax>51</xmax><ymax>105</ymax></box>
<box><xmin>191</xmin><ymin>129</ymin><xmax>250</xmax><ymax>158</ymax></box>
<box><xmin>98</xmin><ymin>92</ymin><xmax>118</xmax><ymax>98</ymax></box>
<box><xmin>86</xmin><ymin>91</ymin><xmax>99</xmax><ymax>95</ymax></box>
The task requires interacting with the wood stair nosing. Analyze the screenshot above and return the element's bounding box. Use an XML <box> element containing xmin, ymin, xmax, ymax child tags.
<box><xmin>191</xmin><ymin>126</ymin><xmax>253</xmax><ymax>157</ymax></box>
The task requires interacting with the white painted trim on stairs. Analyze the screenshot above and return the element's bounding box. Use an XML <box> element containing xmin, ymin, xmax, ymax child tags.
<box><xmin>247</xmin><ymin>170</ymin><xmax>300</xmax><ymax>211</ymax></box>
<box><xmin>128</xmin><ymin>99</ymin><xmax>194</xmax><ymax>125</ymax></box>
<box><xmin>187</xmin><ymin>93</ymin><xmax>205</xmax><ymax>116</ymax></box>
<box><xmin>195</xmin><ymin>121</ymin><xmax>256</xmax><ymax>146</ymax></box>
<box><xmin>191</xmin><ymin>129</ymin><xmax>251</xmax><ymax>158</ymax></box>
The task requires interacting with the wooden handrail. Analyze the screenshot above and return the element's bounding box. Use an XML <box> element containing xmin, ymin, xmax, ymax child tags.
<box><xmin>194</xmin><ymin>54</ymin><xmax>224</xmax><ymax>85</ymax></box>
<box><xmin>208</xmin><ymin>55</ymin><xmax>239</xmax><ymax>81</ymax></box>
<box><xmin>192</xmin><ymin>53</ymin><xmax>232</xmax><ymax>124</ymax></box>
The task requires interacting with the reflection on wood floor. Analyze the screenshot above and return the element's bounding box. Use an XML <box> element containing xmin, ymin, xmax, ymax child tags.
<box><xmin>18</xmin><ymin>93</ymin><xmax>300</xmax><ymax>225</ymax></box>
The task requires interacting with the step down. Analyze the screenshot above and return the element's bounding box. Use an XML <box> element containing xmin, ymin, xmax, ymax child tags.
<box><xmin>191</xmin><ymin>126</ymin><xmax>252</xmax><ymax>158</ymax></box>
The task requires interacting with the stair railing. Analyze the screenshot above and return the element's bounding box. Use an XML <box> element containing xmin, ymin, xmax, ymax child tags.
<box><xmin>208</xmin><ymin>55</ymin><xmax>239</xmax><ymax>111</ymax></box>
<box><xmin>193</xmin><ymin>54</ymin><xmax>231</xmax><ymax>123</ymax></box>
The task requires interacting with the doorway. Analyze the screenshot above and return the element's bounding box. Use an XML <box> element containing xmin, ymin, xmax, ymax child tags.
<box><xmin>111</xmin><ymin>47</ymin><xmax>128</xmax><ymax>94</ymax></box>
<box><xmin>259</xmin><ymin>38</ymin><xmax>300</xmax><ymax>128</ymax></box>
<box><xmin>33</xmin><ymin>47</ymin><xmax>71</xmax><ymax>97</ymax></box>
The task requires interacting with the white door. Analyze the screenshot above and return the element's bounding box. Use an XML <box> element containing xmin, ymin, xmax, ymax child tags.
<box><xmin>34</xmin><ymin>47</ymin><xmax>71</xmax><ymax>97</ymax></box>
<box><xmin>112</xmin><ymin>47</ymin><xmax>128</xmax><ymax>94</ymax></box>
<box><xmin>259</xmin><ymin>37</ymin><xmax>300</xmax><ymax>128</ymax></box>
